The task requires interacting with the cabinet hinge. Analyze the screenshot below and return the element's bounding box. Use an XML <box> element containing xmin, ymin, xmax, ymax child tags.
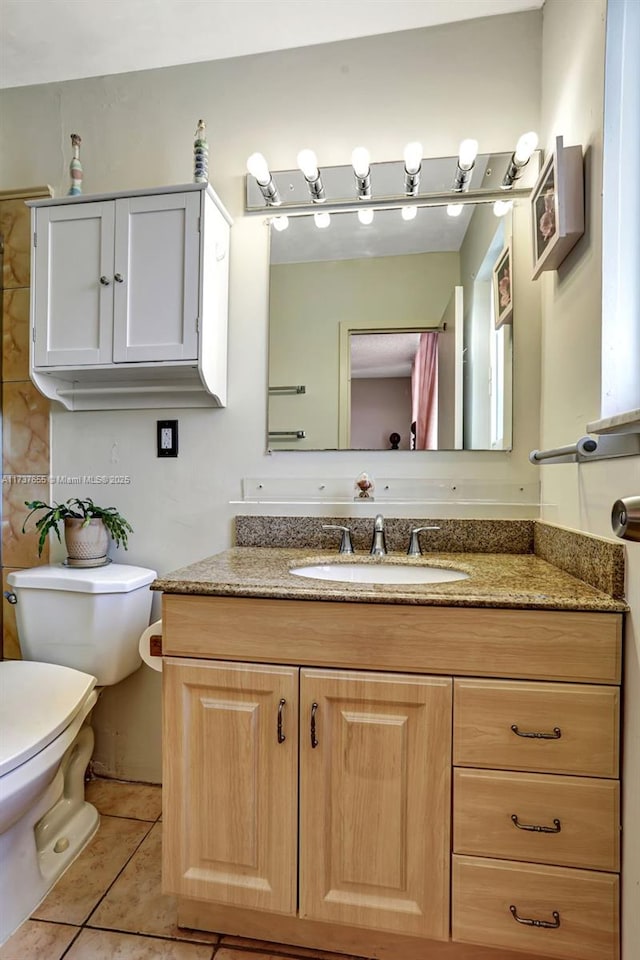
<box><xmin>32</xmin><ymin>326</ymin><xmax>36</xmax><ymax>343</ymax></box>
<box><xmin>33</xmin><ymin>231</ymin><xmax>37</xmax><ymax>248</ymax></box>
<box><xmin>196</xmin><ymin>317</ymin><xmax>200</xmax><ymax>334</ymax></box>
<box><xmin>197</xmin><ymin>216</ymin><xmax>201</xmax><ymax>233</ymax></box>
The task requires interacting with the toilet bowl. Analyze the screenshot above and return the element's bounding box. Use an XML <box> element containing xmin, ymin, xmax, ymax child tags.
<box><xmin>0</xmin><ymin>563</ymin><xmax>156</xmax><ymax>944</ymax></box>
<box><xmin>0</xmin><ymin>661</ymin><xmax>98</xmax><ymax>943</ymax></box>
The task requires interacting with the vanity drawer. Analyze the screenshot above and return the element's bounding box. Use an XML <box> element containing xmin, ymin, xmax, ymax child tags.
<box><xmin>453</xmin><ymin>769</ymin><xmax>619</xmax><ymax>871</ymax></box>
<box><xmin>453</xmin><ymin>679</ymin><xmax>619</xmax><ymax>777</ymax></box>
<box><xmin>452</xmin><ymin>855</ymin><xmax>619</xmax><ymax>960</ymax></box>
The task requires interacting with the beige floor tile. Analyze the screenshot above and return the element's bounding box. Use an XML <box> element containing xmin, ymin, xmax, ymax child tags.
<box><xmin>64</xmin><ymin>928</ymin><xmax>214</xmax><ymax>959</ymax></box>
<box><xmin>0</xmin><ymin>919</ymin><xmax>78</xmax><ymax>959</ymax></box>
<box><xmin>86</xmin><ymin>778</ymin><xmax>162</xmax><ymax>821</ymax></box>
<box><xmin>88</xmin><ymin>823</ymin><xmax>218</xmax><ymax>944</ymax></box>
<box><xmin>218</xmin><ymin>943</ymin><xmax>364</xmax><ymax>960</ymax></box>
<box><xmin>32</xmin><ymin>815</ymin><xmax>151</xmax><ymax>925</ymax></box>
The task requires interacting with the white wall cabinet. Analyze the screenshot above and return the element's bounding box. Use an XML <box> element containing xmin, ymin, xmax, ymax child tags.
<box><xmin>28</xmin><ymin>184</ymin><xmax>231</xmax><ymax>409</ymax></box>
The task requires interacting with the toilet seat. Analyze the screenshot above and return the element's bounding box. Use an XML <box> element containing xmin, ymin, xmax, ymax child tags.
<box><xmin>0</xmin><ymin>661</ymin><xmax>96</xmax><ymax>777</ymax></box>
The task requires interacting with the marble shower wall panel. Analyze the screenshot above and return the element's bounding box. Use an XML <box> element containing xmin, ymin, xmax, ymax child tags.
<box><xmin>1</xmin><ymin>190</ymin><xmax>52</xmax><ymax>659</ymax></box>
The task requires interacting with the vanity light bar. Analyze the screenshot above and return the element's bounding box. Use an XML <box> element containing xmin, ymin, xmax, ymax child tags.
<box><xmin>246</xmin><ymin>142</ymin><xmax>539</xmax><ymax>214</ymax></box>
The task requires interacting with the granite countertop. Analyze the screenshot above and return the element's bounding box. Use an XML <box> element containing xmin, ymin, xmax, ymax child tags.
<box><xmin>151</xmin><ymin>546</ymin><xmax>626</xmax><ymax>612</ymax></box>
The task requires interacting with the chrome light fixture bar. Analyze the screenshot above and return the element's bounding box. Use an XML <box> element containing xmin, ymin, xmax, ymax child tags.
<box><xmin>245</xmin><ymin>147</ymin><xmax>540</xmax><ymax>215</ymax></box>
<box><xmin>298</xmin><ymin>149</ymin><xmax>325</xmax><ymax>202</ymax></box>
<box><xmin>246</xmin><ymin>152</ymin><xmax>281</xmax><ymax>206</ymax></box>
<box><xmin>502</xmin><ymin>131</ymin><xmax>539</xmax><ymax>189</ymax></box>
<box><xmin>452</xmin><ymin>138</ymin><xmax>478</xmax><ymax>192</ymax></box>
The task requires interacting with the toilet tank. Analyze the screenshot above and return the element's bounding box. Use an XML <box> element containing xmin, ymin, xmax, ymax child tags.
<box><xmin>7</xmin><ymin>564</ymin><xmax>157</xmax><ymax>686</ymax></box>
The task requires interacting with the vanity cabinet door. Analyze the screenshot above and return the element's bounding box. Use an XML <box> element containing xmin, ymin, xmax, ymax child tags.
<box><xmin>162</xmin><ymin>658</ymin><xmax>298</xmax><ymax>914</ymax></box>
<box><xmin>299</xmin><ymin>668</ymin><xmax>452</xmax><ymax>940</ymax></box>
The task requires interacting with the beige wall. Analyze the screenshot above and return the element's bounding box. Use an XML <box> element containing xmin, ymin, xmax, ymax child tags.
<box><xmin>538</xmin><ymin>2</ymin><xmax>640</xmax><ymax>957</ymax></box>
<box><xmin>351</xmin><ymin>378</ymin><xmax>413</xmax><ymax>451</ymax></box>
<box><xmin>0</xmin><ymin>13</ymin><xmax>543</xmax><ymax>781</ymax></box>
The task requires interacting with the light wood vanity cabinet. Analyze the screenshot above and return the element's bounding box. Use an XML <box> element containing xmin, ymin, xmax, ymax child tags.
<box><xmin>161</xmin><ymin>595</ymin><xmax>623</xmax><ymax>960</ymax></box>
<box><xmin>164</xmin><ymin>657</ymin><xmax>452</xmax><ymax>940</ymax></box>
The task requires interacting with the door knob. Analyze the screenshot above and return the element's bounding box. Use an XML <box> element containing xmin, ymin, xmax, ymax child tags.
<box><xmin>114</xmin><ymin>273</ymin><xmax>124</xmax><ymax>283</ymax></box>
<box><xmin>99</xmin><ymin>276</ymin><xmax>110</xmax><ymax>285</ymax></box>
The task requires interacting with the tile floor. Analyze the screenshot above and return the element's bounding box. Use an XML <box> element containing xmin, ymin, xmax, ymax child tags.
<box><xmin>0</xmin><ymin>779</ymin><xmax>363</xmax><ymax>960</ymax></box>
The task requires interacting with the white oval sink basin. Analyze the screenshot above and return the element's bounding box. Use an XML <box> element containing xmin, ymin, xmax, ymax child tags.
<box><xmin>290</xmin><ymin>563</ymin><xmax>469</xmax><ymax>585</ymax></box>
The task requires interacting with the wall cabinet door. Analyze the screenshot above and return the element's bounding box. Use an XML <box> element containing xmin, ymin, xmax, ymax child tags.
<box><xmin>162</xmin><ymin>658</ymin><xmax>298</xmax><ymax>914</ymax></box>
<box><xmin>33</xmin><ymin>201</ymin><xmax>115</xmax><ymax>367</ymax></box>
<box><xmin>112</xmin><ymin>192</ymin><xmax>200</xmax><ymax>363</ymax></box>
<box><xmin>299</xmin><ymin>668</ymin><xmax>452</xmax><ymax>940</ymax></box>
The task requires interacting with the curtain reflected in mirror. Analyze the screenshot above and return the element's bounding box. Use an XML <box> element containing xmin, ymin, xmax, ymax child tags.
<box><xmin>267</xmin><ymin>204</ymin><xmax>513</xmax><ymax>451</ymax></box>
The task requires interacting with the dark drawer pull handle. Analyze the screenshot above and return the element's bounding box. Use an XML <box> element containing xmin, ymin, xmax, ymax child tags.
<box><xmin>310</xmin><ymin>702</ymin><xmax>319</xmax><ymax>749</ymax></box>
<box><xmin>277</xmin><ymin>698</ymin><xmax>286</xmax><ymax>744</ymax></box>
<box><xmin>511</xmin><ymin>724</ymin><xmax>562</xmax><ymax>739</ymax></box>
<box><xmin>511</xmin><ymin>814</ymin><xmax>561</xmax><ymax>834</ymax></box>
<box><xmin>510</xmin><ymin>905</ymin><xmax>560</xmax><ymax>929</ymax></box>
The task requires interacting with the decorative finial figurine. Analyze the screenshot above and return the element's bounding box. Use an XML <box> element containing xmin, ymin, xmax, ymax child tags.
<box><xmin>193</xmin><ymin>119</ymin><xmax>209</xmax><ymax>183</ymax></box>
<box><xmin>67</xmin><ymin>134</ymin><xmax>83</xmax><ymax>196</ymax></box>
<box><xmin>354</xmin><ymin>472</ymin><xmax>374</xmax><ymax>500</ymax></box>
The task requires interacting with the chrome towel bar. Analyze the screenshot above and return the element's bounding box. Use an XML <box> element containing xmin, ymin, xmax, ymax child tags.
<box><xmin>530</xmin><ymin>434</ymin><xmax>640</xmax><ymax>464</ymax></box>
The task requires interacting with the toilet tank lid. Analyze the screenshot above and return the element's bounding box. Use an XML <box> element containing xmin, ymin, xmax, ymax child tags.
<box><xmin>0</xmin><ymin>661</ymin><xmax>96</xmax><ymax>777</ymax></box>
<box><xmin>7</xmin><ymin>564</ymin><xmax>157</xmax><ymax>593</ymax></box>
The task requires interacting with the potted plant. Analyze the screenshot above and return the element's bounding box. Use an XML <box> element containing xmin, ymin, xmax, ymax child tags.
<box><xmin>22</xmin><ymin>497</ymin><xmax>133</xmax><ymax>565</ymax></box>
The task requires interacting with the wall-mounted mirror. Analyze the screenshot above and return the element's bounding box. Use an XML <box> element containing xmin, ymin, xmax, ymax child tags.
<box><xmin>267</xmin><ymin>173</ymin><xmax>518</xmax><ymax>452</ymax></box>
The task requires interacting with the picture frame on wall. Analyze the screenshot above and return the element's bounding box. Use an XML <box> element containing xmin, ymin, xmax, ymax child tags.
<box><xmin>493</xmin><ymin>243</ymin><xmax>513</xmax><ymax>329</ymax></box>
<box><xmin>531</xmin><ymin>134</ymin><xmax>584</xmax><ymax>279</ymax></box>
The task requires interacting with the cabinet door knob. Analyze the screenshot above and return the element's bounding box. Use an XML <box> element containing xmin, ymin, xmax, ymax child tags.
<box><xmin>114</xmin><ymin>273</ymin><xmax>124</xmax><ymax>283</ymax></box>
<box><xmin>100</xmin><ymin>275</ymin><xmax>110</xmax><ymax>285</ymax></box>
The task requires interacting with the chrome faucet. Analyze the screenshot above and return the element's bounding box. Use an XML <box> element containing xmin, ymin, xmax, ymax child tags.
<box><xmin>370</xmin><ymin>514</ymin><xmax>388</xmax><ymax>556</ymax></box>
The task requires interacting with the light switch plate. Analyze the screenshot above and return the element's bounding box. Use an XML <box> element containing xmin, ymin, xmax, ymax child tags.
<box><xmin>157</xmin><ymin>420</ymin><xmax>178</xmax><ymax>457</ymax></box>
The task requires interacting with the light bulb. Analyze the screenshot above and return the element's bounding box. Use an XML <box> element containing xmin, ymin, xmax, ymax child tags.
<box><xmin>271</xmin><ymin>215</ymin><xmax>289</xmax><ymax>231</ymax></box>
<box><xmin>447</xmin><ymin>203</ymin><xmax>464</xmax><ymax>217</ymax></box>
<box><xmin>401</xmin><ymin>205</ymin><xmax>417</xmax><ymax>221</ymax></box>
<box><xmin>298</xmin><ymin>149</ymin><xmax>319</xmax><ymax>180</ymax></box>
<box><xmin>314</xmin><ymin>211</ymin><xmax>331</xmax><ymax>229</ymax></box>
<box><xmin>351</xmin><ymin>147</ymin><xmax>370</xmax><ymax>178</ymax></box>
<box><xmin>357</xmin><ymin>208</ymin><xmax>374</xmax><ymax>225</ymax></box>
<box><xmin>246</xmin><ymin>152</ymin><xmax>271</xmax><ymax>186</ymax></box>
<box><xmin>458</xmin><ymin>138</ymin><xmax>478</xmax><ymax>171</ymax></box>
<box><xmin>493</xmin><ymin>199</ymin><xmax>513</xmax><ymax>217</ymax></box>
<box><xmin>403</xmin><ymin>141</ymin><xmax>423</xmax><ymax>175</ymax></box>
<box><xmin>514</xmin><ymin>131</ymin><xmax>539</xmax><ymax>165</ymax></box>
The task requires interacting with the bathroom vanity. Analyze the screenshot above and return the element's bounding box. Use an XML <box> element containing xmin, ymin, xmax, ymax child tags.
<box><xmin>154</xmin><ymin>522</ymin><xmax>625</xmax><ymax>960</ymax></box>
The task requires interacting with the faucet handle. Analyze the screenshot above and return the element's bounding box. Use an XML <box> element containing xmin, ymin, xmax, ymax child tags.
<box><xmin>407</xmin><ymin>525</ymin><xmax>440</xmax><ymax>556</ymax></box>
<box><xmin>322</xmin><ymin>524</ymin><xmax>354</xmax><ymax>554</ymax></box>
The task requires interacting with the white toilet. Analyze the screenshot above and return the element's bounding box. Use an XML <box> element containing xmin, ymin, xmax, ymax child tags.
<box><xmin>0</xmin><ymin>563</ymin><xmax>156</xmax><ymax>944</ymax></box>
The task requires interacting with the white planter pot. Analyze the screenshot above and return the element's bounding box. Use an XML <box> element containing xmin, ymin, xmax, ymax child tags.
<box><xmin>63</xmin><ymin>518</ymin><xmax>109</xmax><ymax>562</ymax></box>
